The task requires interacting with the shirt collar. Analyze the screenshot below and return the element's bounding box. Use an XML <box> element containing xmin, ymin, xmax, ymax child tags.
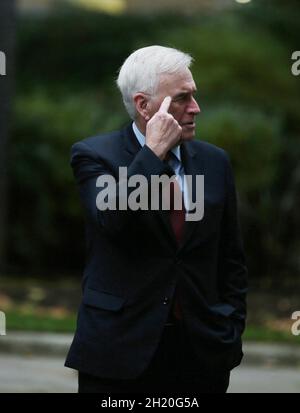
<box><xmin>132</xmin><ymin>122</ymin><xmax>181</xmax><ymax>162</ymax></box>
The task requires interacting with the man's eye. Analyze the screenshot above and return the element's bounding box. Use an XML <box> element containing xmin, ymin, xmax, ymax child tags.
<box><xmin>173</xmin><ymin>95</ymin><xmax>186</xmax><ymax>102</ymax></box>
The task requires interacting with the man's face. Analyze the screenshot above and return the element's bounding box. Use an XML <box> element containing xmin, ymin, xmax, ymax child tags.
<box><xmin>148</xmin><ymin>68</ymin><xmax>201</xmax><ymax>142</ymax></box>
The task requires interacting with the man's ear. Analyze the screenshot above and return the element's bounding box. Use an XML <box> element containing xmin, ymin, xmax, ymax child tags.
<box><xmin>133</xmin><ymin>93</ymin><xmax>150</xmax><ymax>121</ymax></box>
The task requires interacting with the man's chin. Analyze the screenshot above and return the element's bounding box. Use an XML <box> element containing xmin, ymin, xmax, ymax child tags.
<box><xmin>180</xmin><ymin>132</ymin><xmax>196</xmax><ymax>142</ymax></box>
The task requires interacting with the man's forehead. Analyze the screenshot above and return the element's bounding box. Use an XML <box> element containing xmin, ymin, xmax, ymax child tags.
<box><xmin>158</xmin><ymin>70</ymin><xmax>197</xmax><ymax>92</ymax></box>
<box><xmin>175</xmin><ymin>84</ymin><xmax>197</xmax><ymax>93</ymax></box>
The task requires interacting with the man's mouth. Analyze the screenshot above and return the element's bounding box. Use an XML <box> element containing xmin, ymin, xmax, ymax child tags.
<box><xmin>181</xmin><ymin>121</ymin><xmax>195</xmax><ymax>128</ymax></box>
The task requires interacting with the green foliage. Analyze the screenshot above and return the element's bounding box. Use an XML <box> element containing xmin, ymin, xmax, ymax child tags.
<box><xmin>166</xmin><ymin>14</ymin><xmax>300</xmax><ymax>122</ymax></box>
<box><xmin>5</xmin><ymin>308</ymin><xmax>296</xmax><ymax>343</ymax></box>
<box><xmin>244</xmin><ymin>325</ymin><xmax>297</xmax><ymax>344</ymax></box>
<box><xmin>198</xmin><ymin>106</ymin><xmax>282</xmax><ymax>192</ymax></box>
<box><xmin>6</xmin><ymin>310</ymin><xmax>76</xmax><ymax>333</ymax></box>
<box><xmin>16</xmin><ymin>10</ymin><xmax>191</xmax><ymax>91</ymax></box>
<box><xmin>9</xmin><ymin>89</ymin><xmax>127</xmax><ymax>270</ymax></box>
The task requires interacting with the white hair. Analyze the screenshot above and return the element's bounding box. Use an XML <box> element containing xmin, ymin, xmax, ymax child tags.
<box><xmin>116</xmin><ymin>45</ymin><xmax>193</xmax><ymax>119</ymax></box>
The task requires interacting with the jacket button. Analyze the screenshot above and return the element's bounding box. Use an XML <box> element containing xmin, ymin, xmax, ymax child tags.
<box><xmin>163</xmin><ymin>297</ymin><xmax>169</xmax><ymax>305</ymax></box>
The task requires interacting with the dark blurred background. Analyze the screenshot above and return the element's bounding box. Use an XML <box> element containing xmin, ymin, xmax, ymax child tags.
<box><xmin>0</xmin><ymin>0</ymin><xmax>300</xmax><ymax>338</ymax></box>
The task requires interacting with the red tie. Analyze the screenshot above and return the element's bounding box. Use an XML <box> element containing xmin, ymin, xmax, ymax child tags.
<box><xmin>165</xmin><ymin>152</ymin><xmax>185</xmax><ymax>320</ymax></box>
<box><xmin>169</xmin><ymin>177</ymin><xmax>186</xmax><ymax>245</ymax></box>
<box><xmin>164</xmin><ymin>151</ymin><xmax>186</xmax><ymax>244</ymax></box>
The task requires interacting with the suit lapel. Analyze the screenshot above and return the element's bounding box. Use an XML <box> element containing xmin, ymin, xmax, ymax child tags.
<box><xmin>123</xmin><ymin>122</ymin><xmax>143</xmax><ymax>158</ymax></box>
<box><xmin>178</xmin><ymin>141</ymin><xmax>204</xmax><ymax>251</ymax></box>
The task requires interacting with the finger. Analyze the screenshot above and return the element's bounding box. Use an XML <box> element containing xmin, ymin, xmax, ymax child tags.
<box><xmin>158</xmin><ymin>96</ymin><xmax>172</xmax><ymax>113</ymax></box>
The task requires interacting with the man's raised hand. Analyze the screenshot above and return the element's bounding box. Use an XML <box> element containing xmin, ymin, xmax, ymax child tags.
<box><xmin>145</xmin><ymin>96</ymin><xmax>182</xmax><ymax>160</ymax></box>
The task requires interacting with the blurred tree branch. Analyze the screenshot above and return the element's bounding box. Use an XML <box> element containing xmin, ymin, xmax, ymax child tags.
<box><xmin>0</xmin><ymin>0</ymin><xmax>16</xmax><ymax>270</ymax></box>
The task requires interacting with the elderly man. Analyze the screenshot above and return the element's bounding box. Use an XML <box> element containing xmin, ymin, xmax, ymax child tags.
<box><xmin>65</xmin><ymin>45</ymin><xmax>248</xmax><ymax>393</ymax></box>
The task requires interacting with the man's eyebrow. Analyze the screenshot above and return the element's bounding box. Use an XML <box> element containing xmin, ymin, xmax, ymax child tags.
<box><xmin>173</xmin><ymin>89</ymin><xmax>198</xmax><ymax>99</ymax></box>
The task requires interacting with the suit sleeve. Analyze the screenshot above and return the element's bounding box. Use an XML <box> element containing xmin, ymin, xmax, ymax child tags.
<box><xmin>218</xmin><ymin>152</ymin><xmax>248</xmax><ymax>335</ymax></box>
<box><xmin>70</xmin><ymin>140</ymin><xmax>173</xmax><ymax>238</ymax></box>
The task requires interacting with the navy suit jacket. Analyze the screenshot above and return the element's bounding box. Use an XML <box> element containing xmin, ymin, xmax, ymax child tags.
<box><xmin>65</xmin><ymin>123</ymin><xmax>248</xmax><ymax>379</ymax></box>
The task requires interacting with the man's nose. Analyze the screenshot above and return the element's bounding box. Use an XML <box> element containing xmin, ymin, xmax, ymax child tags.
<box><xmin>188</xmin><ymin>97</ymin><xmax>201</xmax><ymax>115</ymax></box>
